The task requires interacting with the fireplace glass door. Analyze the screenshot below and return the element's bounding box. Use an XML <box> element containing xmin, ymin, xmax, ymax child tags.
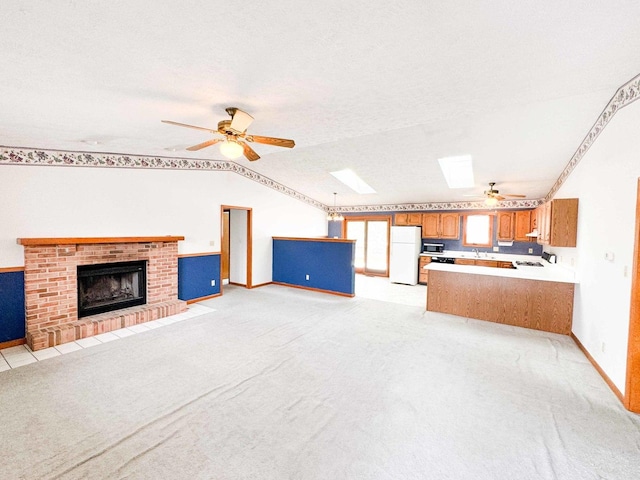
<box><xmin>77</xmin><ymin>261</ymin><xmax>147</xmax><ymax>317</ymax></box>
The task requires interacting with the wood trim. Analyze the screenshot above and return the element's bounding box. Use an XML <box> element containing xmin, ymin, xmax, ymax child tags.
<box><xmin>247</xmin><ymin>208</ymin><xmax>253</xmax><ymax>289</ymax></box>
<box><xmin>272</xmin><ymin>236</ymin><xmax>356</xmax><ymax>243</ymax></box>
<box><xmin>221</xmin><ymin>205</ymin><xmax>253</xmax><ymax>290</ymax></box>
<box><xmin>342</xmin><ymin>215</ymin><xmax>393</xmax><ymax>276</ymax></box>
<box><xmin>250</xmin><ymin>281</ymin><xmax>273</xmax><ymax>288</ymax></box>
<box><xmin>185</xmin><ymin>293</ymin><xmax>221</xmax><ymax>304</ymax></box>
<box><xmin>625</xmin><ymin>178</ymin><xmax>640</xmax><ymax>412</ymax></box>
<box><xmin>16</xmin><ymin>236</ymin><xmax>184</xmax><ymax>246</ymax></box>
<box><xmin>272</xmin><ymin>281</ymin><xmax>355</xmax><ymax>298</ymax></box>
<box><xmin>0</xmin><ymin>338</ymin><xmax>26</xmax><ymax>350</ymax></box>
<box><xmin>178</xmin><ymin>252</ymin><xmax>221</xmax><ymax>258</ymax></box>
<box><xmin>0</xmin><ymin>266</ymin><xmax>25</xmax><ymax>273</ymax></box>
<box><xmin>571</xmin><ymin>333</ymin><xmax>625</xmax><ymax>405</ymax></box>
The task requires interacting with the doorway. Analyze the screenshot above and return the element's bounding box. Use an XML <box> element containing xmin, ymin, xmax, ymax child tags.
<box><xmin>343</xmin><ymin>216</ymin><xmax>391</xmax><ymax>276</ymax></box>
<box><xmin>221</xmin><ymin>206</ymin><xmax>252</xmax><ymax>289</ymax></box>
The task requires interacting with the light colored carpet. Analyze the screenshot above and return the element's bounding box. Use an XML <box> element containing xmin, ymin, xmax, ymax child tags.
<box><xmin>1</xmin><ymin>284</ymin><xmax>639</xmax><ymax>479</ymax></box>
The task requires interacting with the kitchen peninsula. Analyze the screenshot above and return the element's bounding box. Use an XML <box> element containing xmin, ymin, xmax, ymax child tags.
<box><xmin>425</xmin><ymin>260</ymin><xmax>577</xmax><ymax>334</ymax></box>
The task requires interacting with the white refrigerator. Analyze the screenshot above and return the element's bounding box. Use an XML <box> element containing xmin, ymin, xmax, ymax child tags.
<box><xmin>389</xmin><ymin>226</ymin><xmax>422</xmax><ymax>285</ymax></box>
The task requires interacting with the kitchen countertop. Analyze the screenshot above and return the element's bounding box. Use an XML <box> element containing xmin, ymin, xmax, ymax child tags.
<box><xmin>424</xmin><ymin>261</ymin><xmax>577</xmax><ymax>284</ymax></box>
<box><xmin>419</xmin><ymin>251</ymin><xmax>543</xmax><ymax>263</ymax></box>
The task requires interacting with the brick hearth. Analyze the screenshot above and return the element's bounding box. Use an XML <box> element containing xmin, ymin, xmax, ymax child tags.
<box><xmin>17</xmin><ymin>237</ymin><xmax>187</xmax><ymax>350</ymax></box>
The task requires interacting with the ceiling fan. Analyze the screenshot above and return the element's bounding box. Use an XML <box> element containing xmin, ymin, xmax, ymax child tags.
<box><xmin>162</xmin><ymin>107</ymin><xmax>295</xmax><ymax>161</ymax></box>
<box><xmin>466</xmin><ymin>182</ymin><xmax>526</xmax><ymax>206</ymax></box>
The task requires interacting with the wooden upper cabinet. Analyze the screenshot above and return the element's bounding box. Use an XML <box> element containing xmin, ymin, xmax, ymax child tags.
<box><xmin>536</xmin><ymin>204</ymin><xmax>549</xmax><ymax>244</ymax></box>
<box><xmin>549</xmin><ymin>198</ymin><xmax>579</xmax><ymax>247</ymax></box>
<box><xmin>530</xmin><ymin>210</ymin><xmax>538</xmax><ymax>231</ymax></box>
<box><xmin>422</xmin><ymin>213</ymin><xmax>460</xmax><ymax>239</ymax></box>
<box><xmin>497</xmin><ymin>209</ymin><xmax>536</xmax><ymax>242</ymax></box>
<box><xmin>395</xmin><ymin>213</ymin><xmax>423</xmax><ymax>226</ymax></box>
<box><xmin>537</xmin><ymin>199</ymin><xmax>578</xmax><ymax>247</ymax></box>
<box><xmin>514</xmin><ymin>210</ymin><xmax>533</xmax><ymax>242</ymax></box>
<box><xmin>395</xmin><ymin>213</ymin><xmax>409</xmax><ymax>225</ymax></box>
<box><xmin>408</xmin><ymin>213</ymin><xmax>423</xmax><ymax>225</ymax></box>
<box><xmin>421</xmin><ymin>213</ymin><xmax>440</xmax><ymax>237</ymax></box>
<box><xmin>440</xmin><ymin>213</ymin><xmax>460</xmax><ymax>239</ymax></box>
<box><xmin>497</xmin><ymin>212</ymin><xmax>515</xmax><ymax>241</ymax></box>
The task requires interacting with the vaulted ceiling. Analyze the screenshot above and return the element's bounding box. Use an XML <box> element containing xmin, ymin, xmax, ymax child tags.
<box><xmin>2</xmin><ymin>1</ymin><xmax>640</xmax><ymax>207</ymax></box>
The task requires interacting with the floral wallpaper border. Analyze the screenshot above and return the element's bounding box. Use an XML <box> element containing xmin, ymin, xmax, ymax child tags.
<box><xmin>545</xmin><ymin>73</ymin><xmax>640</xmax><ymax>201</ymax></box>
<box><xmin>2</xmin><ymin>73</ymin><xmax>638</xmax><ymax>214</ymax></box>
<box><xmin>0</xmin><ymin>147</ymin><xmax>326</xmax><ymax>211</ymax></box>
<box><xmin>329</xmin><ymin>199</ymin><xmax>541</xmax><ymax>213</ymax></box>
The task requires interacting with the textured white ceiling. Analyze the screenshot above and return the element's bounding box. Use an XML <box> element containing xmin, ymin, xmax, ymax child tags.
<box><xmin>2</xmin><ymin>1</ymin><xmax>640</xmax><ymax>207</ymax></box>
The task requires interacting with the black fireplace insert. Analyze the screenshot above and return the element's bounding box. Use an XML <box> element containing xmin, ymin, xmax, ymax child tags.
<box><xmin>77</xmin><ymin>261</ymin><xmax>147</xmax><ymax>318</ymax></box>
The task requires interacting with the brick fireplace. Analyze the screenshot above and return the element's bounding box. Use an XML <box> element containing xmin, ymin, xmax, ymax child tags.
<box><xmin>17</xmin><ymin>236</ymin><xmax>188</xmax><ymax>351</ymax></box>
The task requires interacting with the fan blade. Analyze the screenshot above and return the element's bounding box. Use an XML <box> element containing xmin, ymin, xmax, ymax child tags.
<box><xmin>186</xmin><ymin>138</ymin><xmax>221</xmax><ymax>151</ymax></box>
<box><xmin>502</xmin><ymin>194</ymin><xmax>527</xmax><ymax>198</ymax></box>
<box><xmin>239</xmin><ymin>140</ymin><xmax>260</xmax><ymax>161</ymax></box>
<box><xmin>495</xmin><ymin>195</ymin><xmax>506</xmax><ymax>201</ymax></box>
<box><xmin>246</xmin><ymin>135</ymin><xmax>295</xmax><ymax>148</ymax></box>
<box><xmin>229</xmin><ymin>109</ymin><xmax>254</xmax><ymax>133</ymax></box>
<box><xmin>162</xmin><ymin>120</ymin><xmax>217</xmax><ymax>134</ymax></box>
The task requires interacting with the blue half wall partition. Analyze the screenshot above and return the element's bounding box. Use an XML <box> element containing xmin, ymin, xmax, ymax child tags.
<box><xmin>178</xmin><ymin>253</ymin><xmax>221</xmax><ymax>302</ymax></box>
<box><xmin>272</xmin><ymin>237</ymin><xmax>355</xmax><ymax>296</ymax></box>
<box><xmin>0</xmin><ymin>269</ymin><xmax>26</xmax><ymax>343</ymax></box>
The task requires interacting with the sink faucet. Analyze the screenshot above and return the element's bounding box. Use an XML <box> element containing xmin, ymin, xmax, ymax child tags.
<box><xmin>473</xmin><ymin>248</ymin><xmax>479</xmax><ymax>258</ymax></box>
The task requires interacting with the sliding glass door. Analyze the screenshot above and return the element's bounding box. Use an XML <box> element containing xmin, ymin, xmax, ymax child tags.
<box><xmin>345</xmin><ymin>217</ymin><xmax>391</xmax><ymax>276</ymax></box>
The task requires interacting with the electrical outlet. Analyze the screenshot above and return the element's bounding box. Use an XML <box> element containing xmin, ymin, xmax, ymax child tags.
<box><xmin>601</xmin><ymin>342</ymin><xmax>606</xmax><ymax>353</ymax></box>
<box><xmin>211</xmin><ymin>280</ymin><xmax>216</xmax><ymax>286</ymax></box>
<box><xmin>493</xmin><ymin>246</ymin><xmax>499</xmax><ymax>252</ymax></box>
<box><xmin>624</xmin><ymin>266</ymin><xmax>628</xmax><ymax>277</ymax></box>
<box><xmin>305</xmin><ymin>274</ymin><xmax>310</xmax><ymax>281</ymax></box>
<box><xmin>528</xmin><ymin>248</ymin><xmax>533</xmax><ymax>254</ymax></box>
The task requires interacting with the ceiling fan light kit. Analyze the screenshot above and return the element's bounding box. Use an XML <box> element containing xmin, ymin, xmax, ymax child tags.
<box><xmin>219</xmin><ymin>139</ymin><xmax>244</xmax><ymax>159</ymax></box>
<box><xmin>162</xmin><ymin>108</ymin><xmax>295</xmax><ymax>162</ymax></box>
<box><xmin>485</xmin><ymin>196</ymin><xmax>499</xmax><ymax>206</ymax></box>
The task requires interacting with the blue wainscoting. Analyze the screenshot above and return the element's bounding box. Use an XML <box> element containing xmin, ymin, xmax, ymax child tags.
<box><xmin>272</xmin><ymin>238</ymin><xmax>355</xmax><ymax>296</ymax></box>
<box><xmin>178</xmin><ymin>254</ymin><xmax>221</xmax><ymax>302</ymax></box>
<box><xmin>0</xmin><ymin>269</ymin><xmax>26</xmax><ymax>343</ymax></box>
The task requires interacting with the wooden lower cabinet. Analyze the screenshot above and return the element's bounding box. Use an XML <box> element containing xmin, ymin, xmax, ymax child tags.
<box><xmin>454</xmin><ymin>258</ymin><xmax>499</xmax><ymax>268</ymax></box>
<box><xmin>418</xmin><ymin>256</ymin><xmax>431</xmax><ymax>284</ymax></box>
<box><xmin>455</xmin><ymin>258</ymin><xmax>476</xmax><ymax>266</ymax></box>
<box><xmin>426</xmin><ymin>269</ymin><xmax>574</xmax><ymax>334</ymax></box>
<box><xmin>475</xmin><ymin>259</ymin><xmax>498</xmax><ymax>268</ymax></box>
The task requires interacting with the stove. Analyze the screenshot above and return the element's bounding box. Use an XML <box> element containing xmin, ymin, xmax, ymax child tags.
<box><xmin>515</xmin><ymin>261</ymin><xmax>544</xmax><ymax>267</ymax></box>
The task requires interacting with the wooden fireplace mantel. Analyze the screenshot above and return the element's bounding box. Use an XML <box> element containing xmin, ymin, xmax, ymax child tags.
<box><xmin>17</xmin><ymin>236</ymin><xmax>185</xmax><ymax>246</ymax></box>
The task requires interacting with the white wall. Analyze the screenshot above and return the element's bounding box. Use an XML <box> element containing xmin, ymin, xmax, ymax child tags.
<box><xmin>552</xmin><ymin>101</ymin><xmax>640</xmax><ymax>394</ymax></box>
<box><xmin>0</xmin><ymin>164</ymin><xmax>327</xmax><ymax>287</ymax></box>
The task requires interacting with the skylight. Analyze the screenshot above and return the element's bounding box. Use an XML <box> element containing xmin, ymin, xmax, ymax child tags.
<box><xmin>438</xmin><ymin>155</ymin><xmax>475</xmax><ymax>189</ymax></box>
<box><xmin>330</xmin><ymin>169</ymin><xmax>376</xmax><ymax>194</ymax></box>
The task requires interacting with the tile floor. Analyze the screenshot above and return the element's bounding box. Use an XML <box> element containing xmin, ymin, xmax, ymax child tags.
<box><xmin>355</xmin><ymin>274</ymin><xmax>426</xmax><ymax>307</ymax></box>
<box><xmin>0</xmin><ymin>304</ymin><xmax>215</xmax><ymax>372</ymax></box>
